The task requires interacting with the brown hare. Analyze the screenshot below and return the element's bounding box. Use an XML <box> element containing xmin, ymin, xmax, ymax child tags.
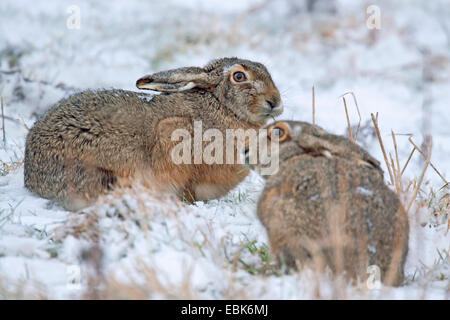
<box><xmin>24</xmin><ymin>57</ymin><xmax>282</xmax><ymax>211</ymax></box>
<box><xmin>246</xmin><ymin>120</ymin><xmax>409</xmax><ymax>286</ymax></box>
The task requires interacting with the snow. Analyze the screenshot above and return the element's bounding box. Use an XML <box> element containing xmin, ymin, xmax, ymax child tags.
<box><xmin>355</xmin><ymin>186</ymin><xmax>373</xmax><ymax>196</ymax></box>
<box><xmin>0</xmin><ymin>0</ymin><xmax>449</xmax><ymax>299</ymax></box>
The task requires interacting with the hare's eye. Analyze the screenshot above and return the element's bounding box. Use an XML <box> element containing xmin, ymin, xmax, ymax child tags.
<box><xmin>232</xmin><ymin>71</ymin><xmax>246</xmax><ymax>82</ymax></box>
<box><xmin>269</xmin><ymin>127</ymin><xmax>285</xmax><ymax>140</ymax></box>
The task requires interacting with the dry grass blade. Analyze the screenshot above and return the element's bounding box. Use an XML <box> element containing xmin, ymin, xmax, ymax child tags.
<box><xmin>409</xmin><ymin>137</ymin><xmax>448</xmax><ymax>186</ymax></box>
<box><xmin>370</xmin><ymin>113</ymin><xmax>394</xmax><ymax>185</ymax></box>
<box><xmin>390</xmin><ymin>152</ymin><xmax>401</xmax><ymax>194</ymax></box>
<box><xmin>0</xmin><ymin>98</ymin><xmax>28</xmax><ymax>132</ymax></box>
<box><xmin>406</xmin><ymin>138</ymin><xmax>432</xmax><ymax>213</ymax></box>
<box><xmin>405</xmin><ymin>180</ymin><xmax>413</xmax><ymax>193</ymax></box>
<box><xmin>401</xmin><ymin>147</ymin><xmax>416</xmax><ymax>175</ymax></box>
<box><xmin>312</xmin><ymin>85</ymin><xmax>316</xmax><ymax>125</ymax></box>
<box><xmin>0</xmin><ymin>114</ymin><xmax>28</xmax><ymax>130</ymax></box>
<box><xmin>391</xmin><ymin>130</ymin><xmax>403</xmax><ymax>190</ymax></box>
<box><xmin>391</xmin><ymin>131</ymin><xmax>401</xmax><ymax>175</ymax></box>
<box><xmin>340</xmin><ymin>92</ymin><xmax>361</xmax><ymax>140</ymax></box>
<box><xmin>343</xmin><ymin>97</ymin><xmax>353</xmax><ymax>141</ymax></box>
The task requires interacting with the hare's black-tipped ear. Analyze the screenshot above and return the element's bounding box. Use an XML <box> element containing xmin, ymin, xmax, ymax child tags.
<box><xmin>136</xmin><ymin>67</ymin><xmax>214</xmax><ymax>92</ymax></box>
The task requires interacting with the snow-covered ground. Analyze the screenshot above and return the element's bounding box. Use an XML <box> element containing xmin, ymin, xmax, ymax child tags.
<box><xmin>0</xmin><ymin>0</ymin><xmax>449</xmax><ymax>299</ymax></box>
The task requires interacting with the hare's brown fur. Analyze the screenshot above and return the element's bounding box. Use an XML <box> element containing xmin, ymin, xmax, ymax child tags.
<box><xmin>24</xmin><ymin>58</ymin><xmax>282</xmax><ymax>210</ymax></box>
<box><xmin>250</xmin><ymin>121</ymin><xmax>409</xmax><ymax>286</ymax></box>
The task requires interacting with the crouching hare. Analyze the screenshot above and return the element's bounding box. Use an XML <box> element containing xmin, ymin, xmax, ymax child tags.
<box><xmin>24</xmin><ymin>57</ymin><xmax>282</xmax><ymax>211</ymax></box>
<box><xmin>246</xmin><ymin>121</ymin><xmax>409</xmax><ymax>286</ymax></box>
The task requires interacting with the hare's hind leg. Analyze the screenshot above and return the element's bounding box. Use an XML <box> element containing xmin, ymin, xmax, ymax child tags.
<box><xmin>25</xmin><ymin>153</ymin><xmax>116</xmax><ymax>211</ymax></box>
<box><xmin>24</xmin><ymin>144</ymin><xmax>69</xmax><ymax>205</ymax></box>
<box><xmin>62</xmin><ymin>162</ymin><xmax>117</xmax><ymax>211</ymax></box>
<box><xmin>24</xmin><ymin>125</ymin><xmax>118</xmax><ymax>211</ymax></box>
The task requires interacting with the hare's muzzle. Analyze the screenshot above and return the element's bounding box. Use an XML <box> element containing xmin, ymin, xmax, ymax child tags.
<box><xmin>263</xmin><ymin>99</ymin><xmax>283</xmax><ymax>118</ymax></box>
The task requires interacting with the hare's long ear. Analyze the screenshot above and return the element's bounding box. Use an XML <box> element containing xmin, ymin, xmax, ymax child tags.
<box><xmin>136</xmin><ymin>67</ymin><xmax>214</xmax><ymax>92</ymax></box>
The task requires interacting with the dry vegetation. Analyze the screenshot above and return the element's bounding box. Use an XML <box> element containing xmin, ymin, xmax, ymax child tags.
<box><xmin>1</xmin><ymin>0</ymin><xmax>449</xmax><ymax>300</ymax></box>
<box><xmin>30</xmin><ymin>93</ymin><xmax>445</xmax><ymax>300</ymax></box>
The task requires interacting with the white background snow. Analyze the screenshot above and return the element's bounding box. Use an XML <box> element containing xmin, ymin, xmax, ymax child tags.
<box><xmin>0</xmin><ymin>0</ymin><xmax>449</xmax><ymax>299</ymax></box>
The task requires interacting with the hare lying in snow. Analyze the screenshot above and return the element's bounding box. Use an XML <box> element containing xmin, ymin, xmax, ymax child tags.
<box><xmin>246</xmin><ymin>120</ymin><xmax>409</xmax><ymax>286</ymax></box>
<box><xmin>24</xmin><ymin>57</ymin><xmax>282</xmax><ymax>211</ymax></box>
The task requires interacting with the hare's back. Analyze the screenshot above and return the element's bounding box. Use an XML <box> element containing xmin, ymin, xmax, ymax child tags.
<box><xmin>30</xmin><ymin>89</ymin><xmax>159</xmax><ymax>140</ymax></box>
<box><xmin>264</xmin><ymin>156</ymin><xmax>400</xmax><ymax>232</ymax></box>
<box><xmin>46</xmin><ymin>89</ymin><xmax>154</xmax><ymax>120</ymax></box>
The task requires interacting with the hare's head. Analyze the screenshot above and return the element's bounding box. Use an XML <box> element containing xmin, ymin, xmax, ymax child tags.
<box><xmin>136</xmin><ymin>57</ymin><xmax>282</xmax><ymax>124</ymax></box>
<box><xmin>244</xmin><ymin>121</ymin><xmax>307</xmax><ymax>177</ymax></box>
<box><xmin>245</xmin><ymin>120</ymin><xmax>381</xmax><ymax>178</ymax></box>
